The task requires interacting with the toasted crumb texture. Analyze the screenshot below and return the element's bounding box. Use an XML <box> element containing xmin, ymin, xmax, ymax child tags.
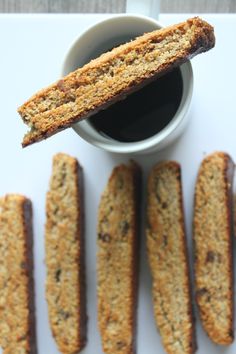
<box><xmin>97</xmin><ymin>161</ymin><xmax>141</xmax><ymax>354</ymax></box>
<box><xmin>0</xmin><ymin>194</ymin><xmax>37</xmax><ymax>354</ymax></box>
<box><xmin>146</xmin><ymin>161</ymin><xmax>195</xmax><ymax>354</ymax></box>
<box><xmin>45</xmin><ymin>153</ymin><xmax>86</xmax><ymax>354</ymax></box>
<box><xmin>194</xmin><ymin>152</ymin><xmax>234</xmax><ymax>345</ymax></box>
<box><xmin>18</xmin><ymin>17</ymin><xmax>215</xmax><ymax>147</ymax></box>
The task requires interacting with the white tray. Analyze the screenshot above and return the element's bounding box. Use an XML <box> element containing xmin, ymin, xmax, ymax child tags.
<box><xmin>0</xmin><ymin>13</ymin><xmax>235</xmax><ymax>354</ymax></box>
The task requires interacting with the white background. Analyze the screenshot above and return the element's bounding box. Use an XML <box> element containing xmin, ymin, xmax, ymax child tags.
<box><xmin>0</xmin><ymin>13</ymin><xmax>235</xmax><ymax>354</ymax></box>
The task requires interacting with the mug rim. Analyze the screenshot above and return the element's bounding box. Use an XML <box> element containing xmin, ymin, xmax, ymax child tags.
<box><xmin>62</xmin><ymin>13</ymin><xmax>162</xmax><ymax>74</ymax></box>
<box><xmin>62</xmin><ymin>14</ymin><xmax>193</xmax><ymax>154</ymax></box>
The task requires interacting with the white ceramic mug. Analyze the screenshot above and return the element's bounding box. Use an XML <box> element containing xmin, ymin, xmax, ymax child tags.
<box><xmin>62</xmin><ymin>3</ymin><xmax>193</xmax><ymax>154</ymax></box>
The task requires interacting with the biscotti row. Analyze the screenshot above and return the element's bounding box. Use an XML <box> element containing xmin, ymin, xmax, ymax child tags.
<box><xmin>98</xmin><ymin>160</ymin><xmax>195</xmax><ymax>354</ymax></box>
<box><xmin>147</xmin><ymin>152</ymin><xmax>235</xmax><ymax>351</ymax></box>
<box><xmin>0</xmin><ymin>153</ymin><xmax>86</xmax><ymax>354</ymax></box>
<box><xmin>98</xmin><ymin>151</ymin><xmax>235</xmax><ymax>354</ymax></box>
<box><xmin>0</xmin><ymin>151</ymin><xmax>234</xmax><ymax>354</ymax></box>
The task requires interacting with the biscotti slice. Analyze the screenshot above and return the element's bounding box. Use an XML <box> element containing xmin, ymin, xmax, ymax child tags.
<box><xmin>18</xmin><ymin>17</ymin><xmax>215</xmax><ymax>147</ymax></box>
<box><xmin>0</xmin><ymin>194</ymin><xmax>37</xmax><ymax>354</ymax></box>
<box><xmin>97</xmin><ymin>161</ymin><xmax>141</xmax><ymax>354</ymax></box>
<box><xmin>45</xmin><ymin>153</ymin><xmax>86</xmax><ymax>354</ymax></box>
<box><xmin>194</xmin><ymin>152</ymin><xmax>234</xmax><ymax>345</ymax></box>
<box><xmin>146</xmin><ymin>161</ymin><xmax>195</xmax><ymax>354</ymax></box>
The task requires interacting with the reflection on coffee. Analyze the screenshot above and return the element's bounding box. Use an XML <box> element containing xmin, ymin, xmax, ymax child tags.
<box><xmin>89</xmin><ymin>68</ymin><xmax>183</xmax><ymax>142</ymax></box>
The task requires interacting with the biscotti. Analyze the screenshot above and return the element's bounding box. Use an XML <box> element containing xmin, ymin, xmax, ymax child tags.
<box><xmin>193</xmin><ymin>152</ymin><xmax>234</xmax><ymax>345</ymax></box>
<box><xmin>146</xmin><ymin>161</ymin><xmax>195</xmax><ymax>354</ymax></box>
<box><xmin>18</xmin><ymin>17</ymin><xmax>215</xmax><ymax>147</ymax></box>
<box><xmin>97</xmin><ymin>161</ymin><xmax>141</xmax><ymax>354</ymax></box>
<box><xmin>0</xmin><ymin>194</ymin><xmax>37</xmax><ymax>354</ymax></box>
<box><xmin>45</xmin><ymin>153</ymin><xmax>86</xmax><ymax>353</ymax></box>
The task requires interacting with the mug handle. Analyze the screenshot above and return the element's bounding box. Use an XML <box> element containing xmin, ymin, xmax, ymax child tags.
<box><xmin>126</xmin><ymin>0</ymin><xmax>160</xmax><ymax>20</ymax></box>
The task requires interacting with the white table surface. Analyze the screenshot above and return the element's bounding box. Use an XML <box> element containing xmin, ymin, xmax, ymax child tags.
<box><xmin>0</xmin><ymin>13</ymin><xmax>235</xmax><ymax>354</ymax></box>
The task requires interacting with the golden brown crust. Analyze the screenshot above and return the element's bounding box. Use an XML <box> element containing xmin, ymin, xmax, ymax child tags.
<box><xmin>0</xmin><ymin>194</ymin><xmax>37</xmax><ymax>354</ymax></box>
<box><xmin>193</xmin><ymin>152</ymin><xmax>234</xmax><ymax>345</ymax></box>
<box><xmin>146</xmin><ymin>161</ymin><xmax>196</xmax><ymax>354</ymax></box>
<box><xmin>97</xmin><ymin>161</ymin><xmax>141</xmax><ymax>354</ymax></box>
<box><xmin>18</xmin><ymin>17</ymin><xmax>215</xmax><ymax>147</ymax></box>
<box><xmin>45</xmin><ymin>153</ymin><xmax>87</xmax><ymax>354</ymax></box>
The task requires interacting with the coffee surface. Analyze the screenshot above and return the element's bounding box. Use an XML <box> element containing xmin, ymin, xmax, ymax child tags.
<box><xmin>89</xmin><ymin>68</ymin><xmax>183</xmax><ymax>142</ymax></box>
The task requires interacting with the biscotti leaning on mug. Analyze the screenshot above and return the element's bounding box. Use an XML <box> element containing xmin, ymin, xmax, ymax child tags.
<box><xmin>18</xmin><ymin>17</ymin><xmax>215</xmax><ymax>147</ymax></box>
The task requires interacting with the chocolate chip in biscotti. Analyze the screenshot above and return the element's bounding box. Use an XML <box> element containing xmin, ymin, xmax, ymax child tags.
<box><xmin>119</xmin><ymin>220</ymin><xmax>130</xmax><ymax>237</ymax></box>
<box><xmin>196</xmin><ymin>288</ymin><xmax>211</xmax><ymax>304</ymax></box>
<box><xmin>55</xmin><ymin>269</ymin><xmax>62</xmax><ymax>282</ymax></box>
<box><xmin>116</xmin><ymin>340</ymin><xmax>126</xmax><ymax>350</ymax></box>
<box><xmin>205</xmin><ymin>251</ymin><xmax>222</xmax><ymax>264</ymax></box>
<box><xmin>98</xmin><ymin>233</ymin><xmax>111</xmax><ymax>243</ymax></box>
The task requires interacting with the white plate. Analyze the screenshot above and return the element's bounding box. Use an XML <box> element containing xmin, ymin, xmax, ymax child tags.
<box><xmin>0</xmin><ymin>13</ymin><xmax>235</xmax><ymax>354</ymax></box>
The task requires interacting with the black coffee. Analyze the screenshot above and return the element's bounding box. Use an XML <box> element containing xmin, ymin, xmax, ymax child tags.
<box><xmin>89</xmin><ymin>68</ymin><xmax>183</xmax><ymax>142</ymax></box>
